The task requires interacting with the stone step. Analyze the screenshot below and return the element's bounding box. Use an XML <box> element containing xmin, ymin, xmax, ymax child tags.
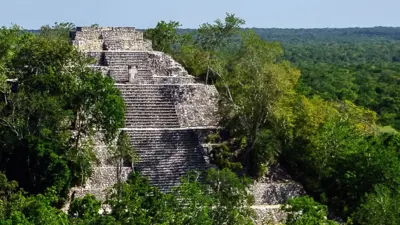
<box><xmin>116</xmin><ymin>85</ymin><xmax>179</xmax><ymax>89</ymax></box>
<box><xmin>132</xmin><ymin>145</ymin><xmax>199</xmax><ymax>149</ymax></box>
<box><xmin>126</xmin><ymin>120</ymin><xmax>179</xmax><ymax>123</ymax></box>
<box><xmin>126</xmin><ymin>117</ymin><xmax>178</xmax><ymax>120</ymax></box>
<box><xmin>125</xmin><ymin>123</ymin><xmax>180</xmax><ymax>127</ymax></box>
<box><xmin>121</xmin><ymin>92</ymin><xmax>173</xmax><ymax>95</ymax></box>
<box><xmin>125</xmin><ymin>122</ymin><xmax>180</xmax><ymax>127</ymax></box>
<box><xmin>134</xmin><ymin>153</ymin><xmax>204</xmax><ymax>158</ymax></box>
<box><xmin>125</xmin><ymin>110</ymin><xmax>177</xmax><ymax>114</ymax></box>
<box><xmin>122</xmin><ymin>129</ymin><xmax>207</xmax><ymax>190</ymax></box>
<box><xmin>133</xmin><ymin>145</ymin><xmax>204</xmax><ymax>150</ymax></box>
<box><xmin>130</xmin><ymin>138</ymin><xmax>198</xmax><ymax>142</ymax></box>
<box><xmin>126</xmin><ymin>120</ymin><xmax>180</xmax><ymax>125</ymax></box>
<box><xmin>124</xmin><ymin>108</ymin><xmax>176</xmax><ymax>112</ymax></box>
<box><xmin>124</xmin><ymin>100</ymin><xmax>175</xmax><ymax>103</ymax></box>
<box><xmin>133</xmin><ymin>146</ymin><xmax>199</xmax><ymax>150</ymax></box>
<box><xmin>125</xmin><ymin>113</ymin><xmax>177</xmax><ymax>116</ymax></box>
<box><xmin>134</xmin><ymin>155</ymin><xmax>203</xmax><ymax>160</ymax></box>
<box><xmin>120</xmin><ymin>95</ymin><xmax>174</xmax><ymax>98</ymax></box>
<box><xmin>138</xmin><ymin>171</ymin><xmax>207</xmax><ymax>179</ymax></box>
<box><xmin>139</xmin><ymin>173</ymin><xmax>206</xmax><ymax>179</ymax></box>
<box><xmin>139</xmin><ymin>171</ymin><xmax>207</xmax><ymax>178</ymax></box>
<box><xmin>124</xmin><ymin>99</ymin><xmax>175</xmax><ymax>102</ymax></box>
<box><xmin>125</xmin><ymin>130</ymin><xmax>198</xmax><ymax>135</ymax></box>
<box><xmin>105</xmin><ymin>60</ymin><xmax>149</xmax><ymax>67</ymax></box>
<box><xmin>122</xmin><ymin>99</ymin><xmax>175</xmax><ymax>102</ymax></box>
<box><xmin>125</xmin><ymin>112</ymin><xmax>177</xmax><ymax>116</ymax></box>
<box><xmin>122</xmin><ymin>94</ymin><xmax>173</xmax><ymax>97</ymax></box>
<box><xmin>121</xmin><ymin>93</ymin><xmax>174</xmax><ymax>97</ymax></box>
<box><xmin>129</xmin><ymin>136</ymin><xmax>197</xmax><ymax>140</ymax></box>
<box><xmin>84</xmin><ymin>167</ymin><xmax>133</xmax><ymax>189</ymax></box>
<box><xmin>121</xmin><ymin>93</ymin><xmax>176</xmax><ymax>96</ymax></box>
<box><xmin>125</xmin><ymin>110</ymin><xmax>176</xmax><ymax>114</ymax></box>
<box><xmin>136</xmin><ymin>161</ymin><xmax>207</xmax><ymax>167</ymax></box>
<box><xmin>124</xmin><ymin>101</ymin><xmax>175</xmax><ymax>104</ymax></box>
<box><xmin>104</xmin><ymin>53</ymin><xmax>149</xmax><ymax>58</ymax></box>
<box><xmin>124</xmin><ymin>104</ymin><xmax>175</xmax><ymax>107</ymax></box>
<box><xmin>125</xmin><ymin>114</ymin><xmax>178</xmax><ymax>118</ymax></box>
<box><xmin>131</xmin><ymin>138</ymin><xmax>198</xmax><ymax>142</ymax></box>
<box><xmin>120</xmin><ymin>90</ymin><xmax>172</xmax><ymax>92</ymax></box>
<box><xmin>125</xmin><ymin>119</ymin><xmax>180</xmax><ymax>123</ymax></box>
<box><xmin>123</xmin><ymin>99</ymin><xmax>175</xmax><ymax>103</ymax></box>
<box><xmin>120</xmin><ymin>90</ymin><xmax>173</xmax><ymax>93</ymax></box>
<box><xmin>125</xmin><ymin>124</ymin><xmax>180</xmax><ymax>128</ymax></box>
<box><xmin>251</xmin><ymin>182</ymin><xmax>306</xmax><ymax>205</ymax></box>
<box><xmin>129</xmin><ymin>136</ymin><xmax>198</xmax><ymax>141</ymax></box>
<box><xmin>124</xmin><ymin>103</ymin><xmax>175</xmax><ymax>107</ymax></box>
<box><xmin>133</xmin><ymin>148</ymin><xmax>203</xmax><ymax>153</ymax></box>
<box><xmin>125</xmin><ymin>106</ymin><xmax>176</xmax><ymax>109</ymax></box>
<box><xmin>125</xmin><ymin>111</ymin><xmax>177</xmax><ymax>115</ymax></box>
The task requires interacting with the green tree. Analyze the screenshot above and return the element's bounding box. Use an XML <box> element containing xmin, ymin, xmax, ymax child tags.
<box><xmin>144</xmin><ymin>20</ymin><xmax>181</xmax><ymax>55</ymax></box>
<box><xmin>172</xmin><ymin>171</ymin><xmax>213</xmax><ymax>225</ymax></box>
<box><xmin>68</xmin><ymin>195</ymin><xmax>117</xmax><ymax>225</ymax></box>
<box><xmin>195</xmin><ymin>13</ymin><xmax>244</xmax><ymax>84</ymax></box>
<box><xmin>105</xmin><ymin>172</ymin><xmax>176</xmax><ymax>225</ymax></box>
<box><xmin>40</xmin><ymin>22</ymin><xmax>75</xmax><ymax>41</ymax></box>
<box><xmin>0</xmin><ymin>173</ymin><xmax>68</xmax><ymax>225</ymax></box>
<box><xmin>110</xmin><ymin>130</ymin><xmax>138</xmax><ymax>196</ymax></box>
<box><xmin>215</xmin><ymin>31</ymin><xmax>300</xmax><ymax>176</ymax></box>
<box><xmin>205</xmin><ymin>168</ymin><xmax>255</xmax><ymax>225</ymax></box>
<box><xmin>283</xmin><ymin>196</ymin><xmax>338</xmax><ymax>225</ymax></box>
<box><xmin>352</xmin><ymin>185</ymin><xmax>400</xmax><ymax>225</ymax></box>
<box><xmin>0</xmin><ymin>26</ymin><xmax>125</xmax><ymax>199</ymax></box>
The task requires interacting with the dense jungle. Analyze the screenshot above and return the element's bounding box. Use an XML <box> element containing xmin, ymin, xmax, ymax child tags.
<box><xmin>0</xmin><ymin>14</ymin><xmax>399</xmax><ymax>224</ymax></box>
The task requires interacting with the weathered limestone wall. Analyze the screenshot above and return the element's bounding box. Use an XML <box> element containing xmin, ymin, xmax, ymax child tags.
<box><xmin>76</xmin><ymin>27</ymin><xmax>137</xmax><ymax>32</ymax></box>
<box><xmin>72</xmin><ymin>27</ymin><xmax>151</xmax><ymax>52</ymax></box>
<box><xmin>250</xmin><ymin>165</ymin><xmax>306</xmax><ymax>224</ymax></box>
<box><xmin>171</xmin><ymin>85</ymin><xmax>220</xmax><ymax>127</ymax></box>
<box><xmin>149</xmin><ymin>52</ymin><xmax>189</xmax><ymax>76</ymax></box>
<box><xmin>87</xmin><ymin>51</ymin><xmax>190</xmax><ymax>80</ymax></box>
<box><xmin>251</xmin><ymin>165</ymin><xmax>305</xmax><ymax>205</ymax></box>
<box><xmin>253</xmin><ymin>207</ymin><xmax>288</xmax><ymax>225</ymax></box>
<box><xmin>252</xmin><ymin>182</ymin><xmax>305</xmax><ymax>205</ymax></box>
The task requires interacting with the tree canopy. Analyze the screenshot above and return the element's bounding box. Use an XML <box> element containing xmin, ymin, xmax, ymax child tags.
<box><xmin>0</xmin><ymin>25</ymin><xmax>125</xmax><ymax>200</ymax></box>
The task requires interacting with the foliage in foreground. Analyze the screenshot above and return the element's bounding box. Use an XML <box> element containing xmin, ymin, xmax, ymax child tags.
<box><xmin>0</xmin><ymin>169</ymin><xmax>255</xmax><ymax>225</ymax></box>
<box><xmin>0</xmin><ymin>25</ymin><xmax>125</xmax><ymax>200</ymax></box>
<box><xmin>283</xmin><ymin>196</ymin><xmax>337</xmax><ymax>225</ymax></box>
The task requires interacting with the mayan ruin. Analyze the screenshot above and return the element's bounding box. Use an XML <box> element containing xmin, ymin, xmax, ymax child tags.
<box><xmin>70</xmin><ymin>26</ymin><xmax>220</xmax><ymax>197</ymax></box>
<box><xmin>67</xmin><ymin>26</ymin><xmax>306</xmax><ymax>223</ymax></box>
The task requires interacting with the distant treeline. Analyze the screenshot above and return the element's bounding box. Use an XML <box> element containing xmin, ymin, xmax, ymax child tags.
<box><xmin>179</xmin><ymin>27</ymin><xmax>400</xmax><ymax>43</ymax></box>
<box><xmin>27</xmin><ymin>26</ymin><xmax>400</xmax><ymax>42</ymax></box>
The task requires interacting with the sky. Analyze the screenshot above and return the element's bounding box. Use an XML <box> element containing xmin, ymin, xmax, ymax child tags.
<box><xmin>1</xmin><ymin>0</ymin><xmax>399</xmax><ymax>29</ymax></box>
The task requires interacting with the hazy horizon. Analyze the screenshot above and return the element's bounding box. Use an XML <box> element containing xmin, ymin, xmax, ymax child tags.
<box><xmin>1</xmin><ymin>0</ymin><xmax>399</xmax><ymax>29</ymax></box>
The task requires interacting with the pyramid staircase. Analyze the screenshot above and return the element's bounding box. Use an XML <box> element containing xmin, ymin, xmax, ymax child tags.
<box><xmin>70</xmin><ymin>27</ymin><xmax>218</xmax><ymax>200</ymax></box>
